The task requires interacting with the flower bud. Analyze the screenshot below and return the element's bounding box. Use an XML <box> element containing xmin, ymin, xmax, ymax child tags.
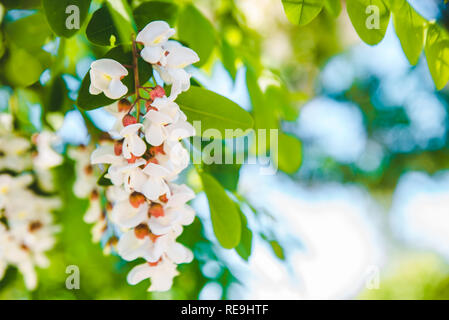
<box><xmin>114</xmin><ymin>141</ymin><xmax>123</xmax><ymax>156</ymax></box>
<box><xmin>134</xmin><ymin>223</ymin><xmax>150</xmax><ymax>239</ymax></box>
<box><xmin>150</xmin><ymin>85</ymin><xmax>166</xmax><ymax>100</ymax></box>
<box><xmin>122</xmin><ymin>114</ymin><xmax>137</xmax><ymax>127</ymax></box>
<box><xmin>118</xmin><ymin>99</ymin><xmax>132</xmax><ymax>112</ymax></box>
<box><xmin>159</xmin><ymin>194</ymin><xmax>168</xmax><ymax>203</ymax></box>
<box><xmin>129</xmin><ymin>191</ymin><xmax>146</xmax><ymax>208</ymax></box>
<box><xmin>148</xmin><ymin>203</ymin><xmax>164</xmax><ymax>218</ymax></box>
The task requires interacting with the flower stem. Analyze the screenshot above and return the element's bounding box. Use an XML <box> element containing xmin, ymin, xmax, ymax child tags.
<box><xmin>131</xmin><ymin>35</ymin><xmax>141</xmax><ymax>122</ymax></box>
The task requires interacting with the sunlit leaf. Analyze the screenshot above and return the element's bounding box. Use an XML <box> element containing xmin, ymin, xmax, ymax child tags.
<box><xmin>235</xmin><ymin>208</ymin><xmax>253</xmax><ymax>261</ymax></box>
<box><xmin>281</xmin><ymin>0</ymin><xmax>325</xmax><ymax>26</ymax></box>
<box><xmin>200</xmin><ymin>172</ymin><xmax>241</xmax><ymax>249</ymax></box>
<box><xmin>425</xmin><ymin>23</ymin><xmax>449</xmax><ymax>90</ymax></box>
<box><xmin>273</xmin><ymin>133</ymin><xmax>303</xmax><ymax>174</ymax></box>
<box><xmin>178</xmin><ymin>4</ymin><xmax>215</xmax><ymax>67</ymax></box>
<box><xmin>175</xmin><ymin>86</ymin><xmax>254</xmax><ymax>138</ymax></box>
<box><xmin>347</xmin><ymin>0</ymin><xmax>390</xmax><ymax>45</ymax></box>
<box><xmin>324</xmin><ymin>0</ymin><xmax>341</xmax><ymax>17</ymax></box>
<box><xmin>391</xmin><ymin>0</ymin><xmax>426</xmax><ymax>65</ymax></box>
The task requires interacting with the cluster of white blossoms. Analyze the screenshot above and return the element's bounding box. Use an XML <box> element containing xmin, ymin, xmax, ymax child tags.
<box><xmin>0</xmin><ymin>114</ymin><xmax>61</xmax><ymax>290</ymax></box>
<box><xmin>68</xmin><ymin>146</ymin><xmax>107</xmax><ymax>244</ymax></box>
<box><xmin>88</xmin><ymin>21</ymin><xmax>199</xmax><ymax>291</ymax></box>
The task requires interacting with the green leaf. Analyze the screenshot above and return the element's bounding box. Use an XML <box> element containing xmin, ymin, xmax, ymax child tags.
<box><xmin>98</xmin><ymin>167</ymin><xmax>113</xmax><ymax>186</ymax></box>
<box><xmin>390</xmin><ymin>0</ymin><xmax>426</xmax><ymax>65</ymax></box>
<box><xmin>281</xmin><ymin>0</ymin><xmax>325</xmax><ymax>26</ymax></box>
<box><xmin>347</xmin><ymin>0</ymin><xmax>390</xmax><ymax>45</ymax></box>
<box><xmin>4</xmin><ymin>12</ymin><xmax>53</xmax><ymax>55</ymax></box>
<box><xmin>200</xmin><ymin>172</ymin><xmax>241</xmax><ymax>249</ymax></box>
<box><xmin>133</xmin><ymin>1</ymin><xmax>178</xmax><ymax>30</ymax></box>
<box><xmin>46</xmin><ymin>76</ymin><xmax>70</xmax><ymax>112</ymax></box>
<box><xmin>175</xmin><ymin>86</ymin><xmax>254</xmax><ymax>138</ymax></box>
<box><xmin>324</xmin><ymin>0</ymin><xmax>341</xmax><ymax>17</ymax></box>
<box><xmin>220</xmin><ymin>37</ymin><xmax>237</xmax><ymax>80</ymax></box>
<box><xmin>205</xmin><ymin>162</ymin><xmax>241</xmax><ymax>192</ymax></box>
<box><xmin>86</xmin><ymin>2</ymin><xmax>135</xmax><ymax>46</ymax></box>
<box><xmin>4</xmin><ymin>45</ymin><xmax>43</xmax><ymax>87</ymax></box>
<box><xmin>269</xmin><ymin>240</ymin><xmax>285</xmax><ymax>260</ymax></box>
<box><xmin>77</xmin><ymin>45</ymin><xmax>153</xmax><ymax>110</ymax></box>
<box><xmin>425</xmin><ymin>23</ymin><xmax>449</xmax><ymax>90</ymax></box>
<box><xmin>1</xmin><ymin>0</ymin><xmax>41</xmax><ymax>9</ymax></box>
<box><xmin>43</xmin><ymin>0</ymin><xmax>92</xmax><ymax>38</ymax></box>
<box><xmin>178</xmin><ymin>4</ymin><xmax>215</xmax><ymax>67</ymax></box>
<box><xmin>235</xmin><ymin>208</ymin><xmax>253</xmax><ymax>261</ymax></box>
<box><xmin>273</xmin><ymin>133</ymin><xmax>303</xmax><ymax>174</ymax></box>
<box><xmin>246</xmin><ymin>67</ymin><xmax>279</xmax><ymax>153</ymax></box>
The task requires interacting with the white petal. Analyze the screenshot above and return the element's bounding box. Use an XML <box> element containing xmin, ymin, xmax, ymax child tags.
<box><xmin>127</xmin><ymin>263</ymin><xmax>153</xmax><ymax>285</ymax></box>
<box><xmin>130</xmin><ymin>135</ymin><xmax>147</xmax><ymax>157</ymax></box>
<box><xmin>141</xmin><ymin>46</ymin><xmax>164</xmax><ymax>64</ymax></box>
<box><xmin>165</xmin><ymin>43</ymin><xmax>200</xmax><ymax>68</ymax></box>
<box><xmin>91</xmin><ymin>59</ymin><xmax>128</xmax><ymax>77</ymax></box>
<box><xmin>145</xmin><ymin>124</ymin><xmax>166</xmax><ymax>146</ymax></box>
<box><xmin>91</xmin><ymin>145</ymin><xmax>120</xmax><ymax>164</ymax></box>
<box><xmin>136</xmin><ymin>21</ymin><xmax>175</xmax><ymax>46</ymax></box>
<box><xmin>143</xmin><ymin>162</ymin><xmax>171</xmax><ymax>178</ymax></box>
<box><xmin>142</xmin><ymin>177</ymin><xmax>169</xmax><ymax>201</ymax></box>
<box><xmin>105</xmin><ymin>79</ymin><xmax>128</xmax><ymax>99</ymax></box>
<box><xmin>167</xmin><ymin>242</ymin><xmax>193</xmax><ymax>264</ymax></box>
<box><xmin>120</xmin><ymin>123</ymin><xmax>143</xmax><ymax>137</ymax></box>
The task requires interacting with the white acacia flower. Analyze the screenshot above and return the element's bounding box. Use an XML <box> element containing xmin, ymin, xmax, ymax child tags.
<box><xmin>83</xmin><ymin>194</ymin><xmax>102</xmax><ymax>224</ymax></box>
<box><xmin>143</xmin><ymin>97</ymin><xmax>182</xmax><ymax>146</ymax></box>
<box><xmin>149</xmin><ymin>204</ymin><xmax>195</xmax><ymax>235</ymax></box>
<box><xmin>165</xmin><ymin>118</ymin><xmax>196</xmax><ymax>141</ymax></box>
<box><xmin>137</xmin><ymin>21</ymin><xmax>175</xmax><ymax>64</ymax></box>
<box><xmin>33</xmin><ymin>131</ymin><xmax>63</xmax><ymax>170</ymax></box>
<box><xmin>141</xmin><ymin>162</ymin><xmax>172</xmax><ymax>200</ymax></box>
<box><xmin>148</xmin><ymin>183</ymin><xmax>195</xmax><ymax>234</ymax></box>
<box><xmin>109</xmin><ymin>160</ymin><xmax>147</xmax><ymax>193</ymax></box>
<box><xmin>111</xmin><ymin>200</ymin><xmax>148</xmax><ymax>229</ymax></box>
<box><xmin>118</xmin><ymin>225</ymin><xmax>190</xmax><ymax>264</ymax></box>
<box><xmin>127</xmin><ymin>257</ymin><xmax>179</xmax><ymax>292</ymax></box>
<box><xmin>68</xmin><ymin>147</ymin><xmax>97</xmax><ymax>198</ymax></box>
<box><xmin>120</xmin><ymin>124</ymin><xmax>146</xmax><ymax>159</ymax></box>
<box><xmin>155</xmin><ymin>41</ymin><xmax>199</xmax><ymax>99</ymax></box>
<box><xmin>154</xmin><ymin>141</ymin><xmax>190</xmax><ymax>180</ymax></box>
<box><xmin>89</xmin><ymin>59</ymin><xmax>129</xmax><ymax>99</ymax></box>
<box><xmin>105</xmin><ymin>101</ymin><xmax>127</xmax><ymax>136</ymax></box>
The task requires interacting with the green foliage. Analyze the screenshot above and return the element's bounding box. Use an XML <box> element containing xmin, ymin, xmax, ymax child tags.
<box><xmin>246</xmin><ymin>68</ymin><xmax>279</xmax><ymax>153</ymax></box>
<box><xmin>77</xmin><ymin>45</ymin><xmax>153</xmax><ymax>110</ymax></box>
<box><xmin>176</xmin><ymin>86</ymin><xmax>254</xmax><ymax>138</ymax></box>
<box><xmin>390</xmin><ymin>0</ymin><xmax>426</xmax><ymax>66</ymax></box>
<box><xmin>86</xmin><ymin>6</ymin><xmax>118</xmax><ymax>46</ymax></box>
<box><xmin>274</xmin><ymin>133</ymin><xmax>303</xmax><ymax>174</ymax></box>
<box><xmin>235</xmin><ymin>208</ymin><xmax>253</xmax><ymax>261</ymax></box>
<box><xmin>425</xmin><ymin>23</ymin><xmax>449</xmax><ymax>90</ymax></box>
<box><xmin>269</xmin><ymin>240</ymin><xmax>285</xmax><ymax>260</ymax></box>
<box><xmin>4</xmin><ymin>45</ymin><xmax>43</xmax><ymax>87</ymax></box>
<box><xmin>86</xmin><ymin>1</ymin><xmax>136</xmax><ymax>47</ymax></box>
<box><xmin>43</xmin><ymin>0</ymin><xmax>91</xmax><ymax>38</ymax></box>
<box><xmin>281</xmin><ymin>0</ymin><xmax>325</xmax><ymax>26</ymax></box>
<box><xmin>346</xmin><ymin>0</ymin><xmax>390</xmax><ymax>45</ymax></box>
<box><xmin>199</xmin><ymin>172</ymin><xmax>241</xmax><ymax>249</ymax></box>
<box><xmin>133</xmin><ymin>1</ymin><xmax>179</xmax><ymax>30</ymax></box>
<box><xmin>324</xmin><ymin>0</ymin><xmax>341</xmax><ymax>17</ymax></box>
<box><xmin>177</xmin><ymin>4</ymin><xmax>215</xmax><ymax>67</ymax></box>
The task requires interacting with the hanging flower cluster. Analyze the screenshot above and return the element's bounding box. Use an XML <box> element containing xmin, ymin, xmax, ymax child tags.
<box><xmin>0</xmin><ymin>114</ymin><xmax>61</xmax><ymax>290</ymax></box>
<box><xmin>68</xmin><ymin>145</ymin><xmax>107</xmax><ymax>243</ymax></box>
<box><xmin>88</xmin><ymin>21</ymin><xmax>199</xmax><ymax>292</ymax></box>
